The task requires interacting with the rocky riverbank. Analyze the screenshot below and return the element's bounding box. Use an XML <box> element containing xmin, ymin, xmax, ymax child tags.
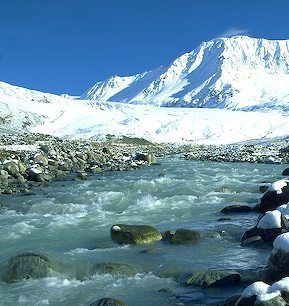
<box><xmin>0</xmin><ymin>133</ymin><xmax>191</xmax><ymax>195</ymax></box>
<box><xmin>183</xmin><ymin>137</ymin><xmax>289</xmax><ymax>164</ymax></box>
<box><xmin>1</xmin><ymin>132</ymin><xmax>289</xmax><ymax>195</ymax></box>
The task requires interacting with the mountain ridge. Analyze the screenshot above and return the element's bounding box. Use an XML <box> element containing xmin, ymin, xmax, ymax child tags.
<box><xmin>81</xmin><ymin>36</ymin><xmax>289</xmax><ymax>111</ymax></box>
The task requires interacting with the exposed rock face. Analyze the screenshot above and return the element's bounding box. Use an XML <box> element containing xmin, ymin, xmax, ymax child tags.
<box><xmin>4</xmin><ymin>253</ymin><xmax>53</xmax><ymax>283</ymax></box>
<box><xmin>110</xmin><ymin>224</ymin><xmax>162</xmax><ymax>245</ymax></box>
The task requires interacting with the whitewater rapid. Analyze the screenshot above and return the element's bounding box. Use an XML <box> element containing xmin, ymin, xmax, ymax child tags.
<box><xmin>0</xmin><ymin>157</ymin><xmax>285</xmax><ymax>305</ymax></box>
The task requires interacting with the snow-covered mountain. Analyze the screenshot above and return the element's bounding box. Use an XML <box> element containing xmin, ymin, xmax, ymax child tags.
<box><xmin>82</xmin><ymin>36</ymin><xmax>289</xmax><ymax>111</ymax></box>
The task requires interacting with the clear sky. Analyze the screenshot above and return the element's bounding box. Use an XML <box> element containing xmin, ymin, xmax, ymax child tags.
<box><xmin>1</xmin><ymin>0</ymin><xmax>289</xmax><ymax>96</ymax></box>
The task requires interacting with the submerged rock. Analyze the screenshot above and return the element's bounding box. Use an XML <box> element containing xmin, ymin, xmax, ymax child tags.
<box><xmin>162</xmin><ymin>229</ymin><xmax>201</xmax><ymax>244</ymax></box>
<box><xmin>4</xmin><ymin>253</ymin><xmax>53</xmax><ymax>283</ymax></box>
<box><xmin>92</xmin><ymin>262</ymin><xmax>142</xmax><ymax>276</ymax></box>
<box><xmin>90</xmin><ymin>297</ymin><xmax>127</xmax><ymax>306</ymax></box>
<box><xmin>110</xmin><ymin>224</ymin><xmax>162</xmax><ymax>245</ymax></box>
<box><xmin>220</xmin><ymin>205</ymin><xmax>252</xmax><ymax>214</ymax></box>
<box><xmin>179</xmin><ymin>270</ymin><xmax>241</xmax><ymax>288</ymax></box>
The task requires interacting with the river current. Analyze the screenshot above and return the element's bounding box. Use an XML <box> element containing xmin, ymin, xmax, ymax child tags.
<box><xmin>0</xmin><ymin>156</ymin><xmax>285</xmax><ymax>305</ymax></box>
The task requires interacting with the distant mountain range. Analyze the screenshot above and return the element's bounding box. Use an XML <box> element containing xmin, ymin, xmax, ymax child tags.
<box><xmin>81</xmin><ymin>36</ymin><xmax>289</xmax><ymax>111</ymax></box>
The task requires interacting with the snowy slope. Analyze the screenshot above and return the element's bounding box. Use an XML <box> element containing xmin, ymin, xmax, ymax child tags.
<box><xmin>82</xmin><ymin>36</ymin><xmax>289</xmax><ymax>111</ymax></box>
<box><xmin>2</xmin><ymin>81</ymin><xmax>289</xmax><ymax>145</ymax></box>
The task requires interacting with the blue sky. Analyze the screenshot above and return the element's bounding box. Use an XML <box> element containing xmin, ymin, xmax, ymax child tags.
<box><xmin>1</xmin><ymin>0</ymin><xmax>289</xmax><ymax>95</ymax></box>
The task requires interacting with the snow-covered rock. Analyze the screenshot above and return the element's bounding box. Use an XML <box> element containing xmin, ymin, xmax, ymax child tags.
<box><xmin>254</xmin><ymin>180</ymin><xmax>289</xmax><ymax>212</ymax></box>
<box><xmin>257</xmin><ymin>211</ymin><xmax>282</xmax><ymax>229</ymax></box>
<box><xmin>273</xmin><ymin>233</ymin><xmax>289</xmax><ymax>253</ymax></box>
<box><xmin>82</xmin><ymin>36</ymin><xmax>289</xmax><ymax>112</ymax></box>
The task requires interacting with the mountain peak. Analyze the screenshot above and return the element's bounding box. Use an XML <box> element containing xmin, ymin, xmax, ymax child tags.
<box><xmin>82</xmin><ymin>36</ymin><xmax>289</xmax><ymax>111</ymax></box>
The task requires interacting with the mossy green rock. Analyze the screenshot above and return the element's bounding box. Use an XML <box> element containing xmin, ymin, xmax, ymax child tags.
<box><xmin>110</xmin><ymin>224</ymin><xmax>162</xmax><ymax>244</ymax></box>
<box><xmin>92</xmin><ymin>262</ymin><xmax>142</xmax><ymax>276</ymax></box>
<box><xmin>5</xmin><ymin>253</ymin><xmax>52</xmax><ymax>283</ymax></box>
<box><xmin>162</xmin><ymin>229</ymin><xmax>201</xmax><ymax>244</ymax></box>
<box><xmin>179</xmin><ymin>271</ymin><xmax>241</xmax><ymax>288</ymax></box>
<box><xmin>90</xmin><ymin>297</ymin><xmax>127</xmax><ymax>306</ymax></box>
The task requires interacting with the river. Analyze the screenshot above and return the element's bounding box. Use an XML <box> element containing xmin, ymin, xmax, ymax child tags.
<box><xmin>0</xmin><ymin>156</ymin><xmax>285</xmax><ymax>305</ymax></box>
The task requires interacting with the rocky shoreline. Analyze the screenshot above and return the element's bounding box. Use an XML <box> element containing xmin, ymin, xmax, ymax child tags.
<box><xmin>1</xmin><ymin>132</ymin><xmax>289</xmax><ymax>195</ymax></box>
<box><xmin>183</xmin><ymin>137</ymin><xmax>289</xmax><ymax>164</ymax></box>
<box><xmin>0</xmin><ymin>133</ymin><xmax>192</xmax><ymax>195</ymax></box>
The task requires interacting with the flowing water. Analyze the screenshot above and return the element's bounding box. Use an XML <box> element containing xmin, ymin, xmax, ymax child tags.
<box><xmin>0</xmin><ymin>156</ymin><xmax>285</xmax><ymax>305</ymax></box>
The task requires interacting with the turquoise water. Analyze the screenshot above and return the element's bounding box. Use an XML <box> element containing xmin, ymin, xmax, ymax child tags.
<box><xmin>0</xmin><ymin>157</ymin><xmax>285</xmax><ymax>305</ymax></box>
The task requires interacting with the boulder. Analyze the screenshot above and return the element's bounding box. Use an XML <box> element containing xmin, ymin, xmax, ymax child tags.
<box><xmin>92</xmin><ymin>262</ymin><xmax>142</xmax><ymax>276</ymax></box>
<box><xmin>236</xmin><ymin>280</ymin><xmax>288</xmax><ymax>306</ymax></box>
<box><xmin>163</xmin><ymin>229</ymin><xmax>201</xmax><ymax>244</ymax></box>
<box><xmin>282</xmin><ymin>168</ymin><xmax>289</xmax><ymax>176</ymax></box>
<box><xmin>242</xmin><ymin>210</ymin><xmax>288</xmax><ymax>244</ymax></box>
<box><xmin>33</xmin><ymin>153</ymin><xmax>48</xmax><ymax>166</ymax></box>
<box><xmin>3</xmin><ymin>160</ymin><xmax>19</xmax><ymax>176</ymax></box>
<box><xmin>4</xmin><ymin>253</ymin><xmax>52</xmax><ymax>283</ymax></box>
<box><xmin>254</xmin><ymin>180</ymin><xmax>289</xmax><ymax>212</ymax></box>
<box><xmin>179</xmin><ymin>271</ymin><xmax>241</xmax><ymax>288</ymax></box>
<box><xmin>110</xmin><ymin>224</ymin><xmax>162</xmax><ymax>245</ymax></box>
<box><xmin>134</xmin><ymin>153</ymin><xmax>157</xmax><ymax>165</ymax></box>
<box><xmin>241</xmin><ymin>226</ymin><xmax>283</xmax><ymax>244</ymax></box>
<box><xmin>220</xmin><ymin>205</ymin><xmax>252</xmax><ymax>214</ymax></box>
<box><xmin>267</xmin><ymin>249</ymin><xmax>289</xmax><ymax>282</ymax></box>
<box><xmin>90</xmin><ymin>298</ymin><xmax>127</xmax><ymax>306</ymax></box>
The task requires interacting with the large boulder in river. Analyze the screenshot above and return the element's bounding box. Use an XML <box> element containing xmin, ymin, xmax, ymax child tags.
<box><xmin>90</xmin><ymin>298</ymin><xmax>127</xmax><ymax>306</ymax></box>
<box><xmin>254</xmin><ymin>180</ymin><xmax>289</xmax><ymax>212</ymax></box>
<box><xmin>4</xmin><ymin>253</ymin><xmax>53</xmax><ymax>283</ymax></box>
<box><xmin>179</xmin><ymin>270</ymin><xmax>241</xmax><ymax>288</ymax></box>
<box><xmin>110</xmin><ymin>224</ymin><xmax>162</xmax><ymax>245</ymax></box>
<box><xmin>236</xmin><ymin>278</ymin><xmax>289</xmax><ymax>306</ymax></box>
<box><xmin>241</xmin><ymin>210</ymin><xmax>287</xmax><ymax>244</ymax></box>
<box><xmin>267</xmin><ymin>233</ymin><xmax>289</xmax><ymax>282</ymax></box>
